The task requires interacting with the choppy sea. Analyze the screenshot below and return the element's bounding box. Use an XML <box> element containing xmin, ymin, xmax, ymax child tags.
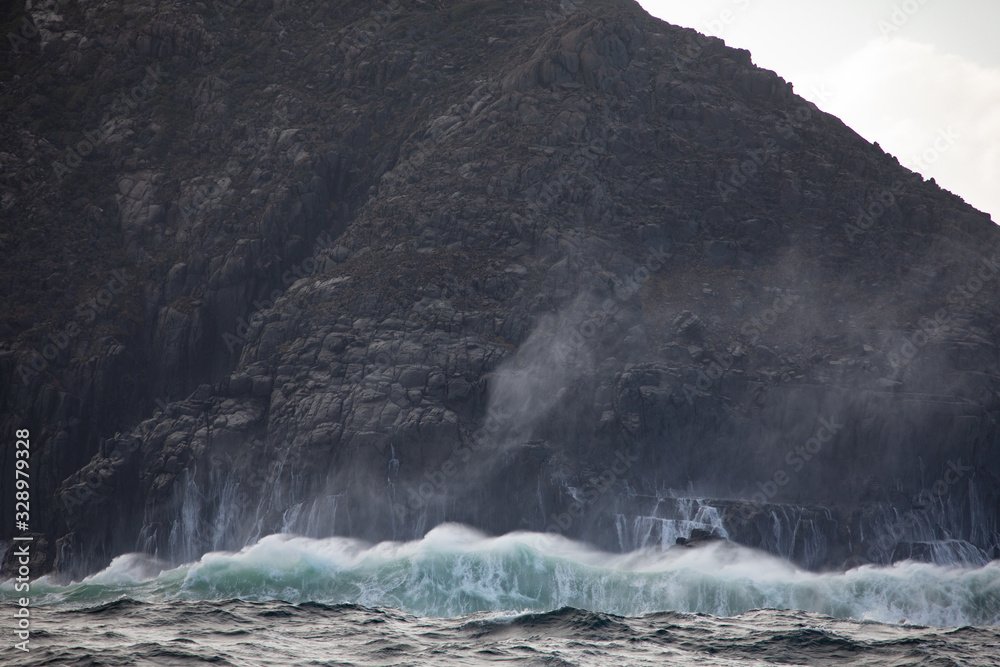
<box><xmin>3</xmin><ymin>524</ymin><xmax>999</xmax><ymax>666</ymax></box>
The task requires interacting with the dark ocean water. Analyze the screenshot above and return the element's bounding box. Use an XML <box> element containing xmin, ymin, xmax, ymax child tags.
<box><xmin>6</xmin><ymin>600</ymin><xmax>1000</xmax><ymax>666</ymax></box>
<box><xmin>3</xmin><ymin>525</ymin><xmax>999</xmax><ymax>665</ymax></box>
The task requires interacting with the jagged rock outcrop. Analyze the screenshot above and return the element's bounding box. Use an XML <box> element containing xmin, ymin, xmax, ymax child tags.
<box><xmin>2</xmin><ymin>0</ymin><xmax>999</xmax><ymax>578</ymax></box>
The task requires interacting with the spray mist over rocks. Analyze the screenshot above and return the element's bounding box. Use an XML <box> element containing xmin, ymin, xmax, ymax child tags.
<box><xmin>4</xmin><ymin>0</ymin><xmax>1000</xmax><ymax>620</ymax></box>
<box><xmin>884</xmin><ymin>249</ymin><xmax>1000</xmax><ymax>381</ymax></box>
<box><xmin>738</xmin><ymin>415</ymin><xmax>844</xmax><ymax>519</ymax></box>
<box><xmin>389</xmin><ymin>295</ymin><xmax>618</xmax><ymax>522</ymax></box>
<box><xmin>547</xmin><ymin>444</ymin><xmax>641</xmax><ymax>534</ymax></box>
<box><xmin>488</xmin><ymin>312</ymin><xmax>595</xmax><ymax>442</ymax></box>
<box><xmin>6</xmin><ymin>527</ymin><xmax>999</xmax><ymax>627</ymax></box>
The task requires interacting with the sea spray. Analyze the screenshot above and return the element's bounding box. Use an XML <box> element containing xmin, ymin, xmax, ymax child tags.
<box><xmin>3</xmin><ymin>524</ymin><xmax>998</xmax><ymax>627</ymax></box>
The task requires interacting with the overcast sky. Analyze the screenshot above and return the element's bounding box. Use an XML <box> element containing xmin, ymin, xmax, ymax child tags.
<box><xmin>636</xmin><ymin>0</ymin><xmax>999</xmax><ymax>223</ymax></box>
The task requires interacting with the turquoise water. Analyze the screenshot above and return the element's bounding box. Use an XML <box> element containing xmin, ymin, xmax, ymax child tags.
<box><xmin>5</xmin><ymin>524</ymin><xmax>999</xmax><ymax>626</ymax></box>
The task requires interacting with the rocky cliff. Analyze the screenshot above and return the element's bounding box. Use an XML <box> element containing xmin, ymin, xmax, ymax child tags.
<box><xmin>2</xmin><ymin>0</ymin><xmax>999</xmax><ymax>579</ymax></box>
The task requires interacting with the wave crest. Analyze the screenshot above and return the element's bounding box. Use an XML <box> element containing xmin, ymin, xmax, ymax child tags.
<box><xmin>4</xmin><ymin>524</ymin><xmax>998</xmax><ymax>626</ymax></box>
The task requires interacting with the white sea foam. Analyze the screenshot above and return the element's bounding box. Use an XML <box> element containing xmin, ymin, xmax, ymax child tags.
<box><xmin>5</xmin><ymin>523</ymin><xmax>998</xmax><ymax>626</ymax></box>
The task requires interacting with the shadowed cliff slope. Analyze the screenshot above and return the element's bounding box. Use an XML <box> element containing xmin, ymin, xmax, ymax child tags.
<box><xmin>2</xmin><ymin>0</ymin><xmax>998</xmax><ymax>578</ymax></box>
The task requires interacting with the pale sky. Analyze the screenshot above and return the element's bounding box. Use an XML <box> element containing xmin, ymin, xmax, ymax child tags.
<box><xmin>637</xmin><ymin>0</ymin><xmax>1000</xmax><ymax>223</ymax></box>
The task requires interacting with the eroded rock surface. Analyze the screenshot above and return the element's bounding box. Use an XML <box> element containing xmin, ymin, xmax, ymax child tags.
<box><xmin>2</xmin><ymin>0</ymin><xmax>998</xmax><ymax>578</ymax></box>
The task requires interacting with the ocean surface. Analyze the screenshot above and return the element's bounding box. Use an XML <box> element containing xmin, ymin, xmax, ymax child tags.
<box><xmin>3</xmin><ymin>524</ymin><xmax>999</xmax><ymax>666</ymax></box>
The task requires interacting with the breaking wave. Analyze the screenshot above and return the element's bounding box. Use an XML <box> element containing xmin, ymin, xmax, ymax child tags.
<box><xmin>4</xmin><ymin>524</ymin><xmax>999</xmax><ymax>626</ymax></box>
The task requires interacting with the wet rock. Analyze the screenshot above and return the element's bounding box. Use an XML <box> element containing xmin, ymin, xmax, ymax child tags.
<box><xmin>2</xmin><ymin>0</ymin><xmax>998</xmax><ymax>579</ymax></box>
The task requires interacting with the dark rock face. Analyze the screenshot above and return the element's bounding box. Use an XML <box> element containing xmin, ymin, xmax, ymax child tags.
<box><xmin>2</xmin><ymin>0</ymin><xmax>999</xmax><ymax>579</ymax></box>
